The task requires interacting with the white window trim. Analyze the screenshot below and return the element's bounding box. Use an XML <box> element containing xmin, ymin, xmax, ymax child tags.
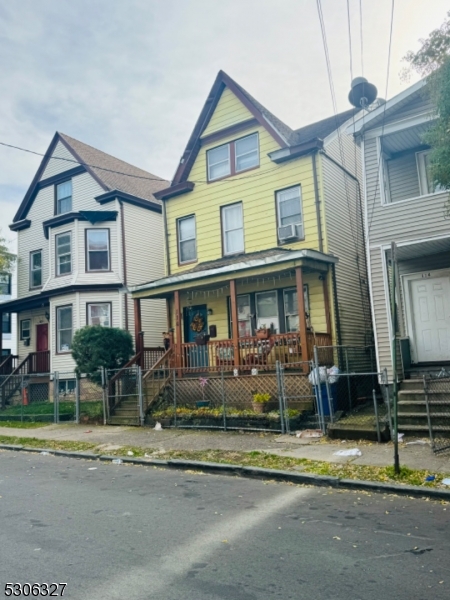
<box><xmin>177</xmin><ymin>215</ymin><xmax>197</xmax><ymax>264</ymax></box>
<box><xmin>56</xmin><ymin>180</ymin><xmax>72</xmax><ymax>215</ymax></box>
<box><xmin>276</xmin><ymin>185</ymin><xmax>304</xmax><ymax>238</ymax></box>
<box><xmin>56</xmin><ymin>305</ymin><xmax>73</xmax><ymax>353</ymax></box>
<box><xmin>222</xmin><ymin>202</ymin><xmax>244</xmax><ymax>256</ymax></box>
<box><xmin>56</xmin><ymin>232</ymin><xmax>72</xmax><ymax>276</ymax></box>
<box><xmin>87</xmin><ymin>302</ymin><xmax>111</xmax><ymax>327</ymax></box>
<box><xmin>20</xmin><ymin>319</ymin><xmax>31</xmax><ymax>340</ymax></box>
<box><xmin>235</xmin><ymin>133</ymin><xmax>259</xmax><ymax>173</ymax></box>
<box><xmin>207</xmin><ymin>143</ymin><xmax>231</xmax><ymax>181</ymax></box>
<box><xmin>30</xmin><ymin>250</ymin><xmax>42</xmax><ymax>289</ymax></box>
<box><xmin>87</xmin><ymin>229</ymin><xmax>110</xmax><ymax>272</ymax></box>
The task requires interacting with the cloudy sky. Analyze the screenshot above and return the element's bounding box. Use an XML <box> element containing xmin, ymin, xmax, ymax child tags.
<box><xmin>1</xmin><ymin>0</ymin><xmax>448</xmax><ymax>251</ymax></box>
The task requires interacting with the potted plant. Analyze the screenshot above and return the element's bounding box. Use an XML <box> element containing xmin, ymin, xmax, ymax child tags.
<box><xmin>251</xmin><ymin>392</ymin><xmax>271</xmax><ymax>413</ymax></box>
<box><xmin>256</xmin><ymin>325</ymin><xmax>270</xmax><ymax>340</ymax></box>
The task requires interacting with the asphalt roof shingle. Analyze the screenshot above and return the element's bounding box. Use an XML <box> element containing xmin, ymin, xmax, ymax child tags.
<box><xmin>59</xmin><ymin>133</ymin><xmax>168</xmax><ymax>203</ymax></box>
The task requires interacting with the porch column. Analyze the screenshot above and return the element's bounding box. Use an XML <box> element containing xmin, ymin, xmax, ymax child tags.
<box><xmin>174</xmin><ymin>290</ymin><xmax>182</xmax><ymax>374</ymax></box>
<box><xmin>134</xmin><ymin>298</ymin><xmax>142</xmax><ymax>358</ymax></box>
<box><xmin>295</xmin><ymin>267</ymin><xmax>310</xmax><ymax>369</ymax></box>
<box><xmin>230</xmin><ymin>280</ymin><xmax>240</xmax><ymax>368</ymax></box>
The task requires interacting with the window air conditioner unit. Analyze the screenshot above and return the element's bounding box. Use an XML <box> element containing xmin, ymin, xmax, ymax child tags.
<box><xmin>278</xmin><ymin>223</ymin><xmax>300</xmax><ymax>241</ymax></box>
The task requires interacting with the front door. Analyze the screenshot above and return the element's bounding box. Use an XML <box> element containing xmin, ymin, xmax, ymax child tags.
<box><xmin>36</xmin><ymin>323</ymin><xmax>48</xmax><ymax>352</ymax></box>
<box><xmin>410</xmin><ymin>275</ymin><xmax>450</xmax><ymax>362</ymax></box>
<box><xmin>184</xmin><ymin>305</ymin><xmax>208</xmax><ymax>368</ymax></box>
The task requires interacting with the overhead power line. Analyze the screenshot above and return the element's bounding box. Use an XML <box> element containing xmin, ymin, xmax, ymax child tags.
<box><xmin>0</xmin><ymin>140</ymin><xmax>282</xmax><ymax>186</ymax></box>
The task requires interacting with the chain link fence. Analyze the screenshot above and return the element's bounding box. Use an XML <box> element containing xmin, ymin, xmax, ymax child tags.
<box><xmin>311</xmin><ymin>346</ymin><xmax>391</xmax><ymax>441</ymax></box>
<box><xmin>0</xmin><ymin>370</ymin><xmax>106</xmax><ymax>425</ymax></box>
<box><xmin>423</xmin><ymin>375</ymin><xmax>450</xmax><ymax>454</ymax></box>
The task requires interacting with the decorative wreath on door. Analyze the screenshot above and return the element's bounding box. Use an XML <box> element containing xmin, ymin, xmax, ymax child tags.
<box><xmin>190</xmin><ymin>312</ymin><xmax>205</xmax><ymax>333</ymax></box>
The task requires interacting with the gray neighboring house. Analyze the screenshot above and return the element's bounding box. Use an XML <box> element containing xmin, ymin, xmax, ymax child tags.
<box><xmin>348</xmin><ymin>78</ymin><xmax>450</xmax><ymax>380</ymax></box>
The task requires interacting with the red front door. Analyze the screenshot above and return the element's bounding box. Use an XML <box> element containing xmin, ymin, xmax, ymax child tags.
<box><xmin>36</xmin><ymin>323</ymin><xmax>48</xmax><ymax>352</ymax></box>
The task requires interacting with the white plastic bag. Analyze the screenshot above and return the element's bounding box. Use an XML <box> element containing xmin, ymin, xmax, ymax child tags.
<box><xmin>333</xmin><ymin>448</ymin><xmax>362</xmax><ymax>457</ymax></box>
<box><xmin>327</xmin><ymin>366</ymin><xmax>340</xmax><ymax>384</ymax></box>
<box><xmin>309</xmin><ymin>366</ymin><xmax>327</xmax><ymax>385</ymax></box>
<box><xmin>154</xmin><ymin>421</ymin><xmax>163</xmax><ymax>431</ymax></box>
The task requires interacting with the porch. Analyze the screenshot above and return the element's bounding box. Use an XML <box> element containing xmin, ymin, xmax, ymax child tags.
<box><xmin>131</xmin><ymin>248</ymin><xmax>337</xmax><ymax>374</ymax></box>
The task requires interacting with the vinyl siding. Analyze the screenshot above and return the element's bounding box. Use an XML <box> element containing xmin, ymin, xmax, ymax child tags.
<box><xmin>382</xmin><ymin>93</ymin><xmax>435</xmax><ymax>127</ymax></box>
<box><xmin>366</xmin><ymin>137</ymin><xmax>448</xmax><ymax>242</ymax></box>
<box><xmin>166</xmin><ymin>124</ymin><xmax>317</xmax><ymax>273</ymax></box>
<box><xmin>17</xmin><ymin>309</ymin><xmax>47</xmax><ymax>363</ymax></box>
<box><xmin>168</xmin><ymin>272</ymin><xmax>327</xmax><ymax>343</ymax></box>
<box><xmin>362</xmin><ymin>92</ymin><xmax>448</xmax><ymax>376</ymax></box>
<box><xmin>368</xmin><ymin>247</ymin><xmax>391</xmax><ymax>374</ymax></box>
<box><xmin>322</xmin><ymin>133</ymin><xmax>371</xmax><ymax>348</ymax></box>
<box><xmin>41</xmin><ymin>141</ymin><xmax>77</xmax><ymax>179</ymax></box>
<box><xmin>122</xmin><ymin>202</ymin><xmax>167</xmax><ymax>348</ymax></box>
<box><xmin>50</xmin><ymin>291</ymin><xmax>123</xmax><ymax>373</ymax></box>
<box><xmin>202</xmin><ymin>87</ymin><xmax>254</xmax><ymax>136</ymax></box>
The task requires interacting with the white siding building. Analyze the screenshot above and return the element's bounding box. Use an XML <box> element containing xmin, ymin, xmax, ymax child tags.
<box><xmin>0</xmin><ymin>132</ymin><xmax>168</xmax><ymax>379</ymax></box>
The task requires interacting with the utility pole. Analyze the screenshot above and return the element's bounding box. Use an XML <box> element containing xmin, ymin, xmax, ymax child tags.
<box><xmin>391</xmin><ymin>241</ymin><xmax>400</xmax><ymax>474</ymax></box>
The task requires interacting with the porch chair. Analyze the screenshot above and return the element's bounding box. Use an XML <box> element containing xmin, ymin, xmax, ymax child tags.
<box><xmin>244</xmin><ymin>337</ymin><xmax>275</xmax><ymax>367</ymax></box>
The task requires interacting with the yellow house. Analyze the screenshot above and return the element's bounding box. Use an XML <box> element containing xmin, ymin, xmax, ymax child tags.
<box><xmin>131</xmin><ymin>71</ymin><xmax>371</xmax><ymax>373</ymax></box>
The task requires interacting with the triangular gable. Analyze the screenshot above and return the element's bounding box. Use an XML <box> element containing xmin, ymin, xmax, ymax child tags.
<box><xmin>347</xmin><ymin>78</ymin><xmax>428</xmax><ymax>136</ymax></box>
<box><xmin>12</xmin><ymin>133</ymin><xmax>168</xmax><ymax>223</ymax></box>
<box><xmin>171</xmin><ymin>70</ymin><xmax>292</xmax><ymax>185</ymax></box>
<box><xmin>12</xmin><ymin>132</ymin><xmax>106</xmax><ymax>223</ymax></box>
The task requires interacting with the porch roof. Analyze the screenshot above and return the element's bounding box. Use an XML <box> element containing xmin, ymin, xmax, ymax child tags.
<box><xmin>131</xmin><ymin>248</ymin><xmax>338</xmax><ymax>299</ymax></box>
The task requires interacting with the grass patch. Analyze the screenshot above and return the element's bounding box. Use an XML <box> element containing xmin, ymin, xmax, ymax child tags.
<box><xmin>0</xmin><ymin>435</ymin><xmax>98</xmax><ymax>452</ymax></box>
<box><xmin>0</xmin><ymin>421</ymin><xmax>49</xmax><ymax>429</ymax></box>
<box><xmin>0</xmin><ymin>401</ymin><xmax>103</xmax><ymax>422</ymax></box>
<box><xmin>0</xmin><ymin>436</ymin><xmax>448</xmax><ymax>489</ymax></box>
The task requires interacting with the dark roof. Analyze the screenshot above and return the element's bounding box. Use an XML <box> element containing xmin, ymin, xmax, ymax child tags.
<box><xmin>292</xmin><ymin>108</ymin><xmax>360</xmax><ymax>145</ymax></box>
<box><xmin>171</xmin><ymin>70</ymin><xmax>360</xmax><ymax>185</ymax></box>
<box><xmin>12</xmin><ymin>132</ymin><xmax>168</xmax><ymax>222</ymax></box>
<box><xmin>189</xmin><ymin>247</ymin><xmax>295</xmax><ymax>274</ymax></box>
<box><xmin>59</xmin><ymin>133</ymin><xmax>168</xmax><ymax>203</ymax></box>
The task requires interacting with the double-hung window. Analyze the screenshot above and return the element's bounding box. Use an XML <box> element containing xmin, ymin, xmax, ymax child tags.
<box><xmin>86</xmin><ymin>229</ymin><xmax>110</xmax><ymax>271</ymax></box>
<box><xmin>177</xmin><ymin>216</ymin><xmax>196</xmax><ymax>264</ymax></box>
<box><xmin>56</xmin><ymin>180</ymin><xmax>72</xmax><ymax>214</ymax></box>
<box><xmin>283</xmin><ymin>286</ymin><xmax>310</xmax><ymax>332</ymax></box>
<box><xmin>207</xmin><ymin>133</ymin><xmax>259</xmax><ymax>181</ymax></box>
<box><xmin>57</xmin><ymin>306</ymin><xmax>72</xmax><ymax>352</ymax></box>
<box><xmin>30</xmin><ymin>250</ymin><xmax>42</xmax><ymax>288</ymax></box>
<box><xmin>56</xmin><ymin>232</ymin><xmax>72</xmax><ymax>276</ymax></box>
<box><xmin>0</xmin><ymin>273</ymin><xmax>11</xmax><ymax>295</ymax></box>
<box><xmin>276</xmin><ymin>185</ymin><xmax>303</xmax><ymax>241</ymax></box>
<box><xmin>222</xmin><ymin>202</ymin><xmax>244</xmax><ymax>255</ymax></box>
<box><xmin>87</xmin><ymin>303</ymin><xmax>111</xmax><ymax>327</ymax></box>
<box><xmin>20</xmin><ymin>319</ymin><xmax>31</xmax><ymax>340</ymax></box>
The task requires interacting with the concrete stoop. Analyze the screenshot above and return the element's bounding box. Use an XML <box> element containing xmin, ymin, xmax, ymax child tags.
<box><xmin>398</xmin><ymin>379</ymin><xmax>450</xmax><ymax>435</ymax></box>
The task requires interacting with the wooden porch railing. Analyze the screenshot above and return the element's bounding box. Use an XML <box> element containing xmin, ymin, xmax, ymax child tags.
<box><xmin>0</xmin><ymin>354</ymin><xmax>18</xmax><ymax>376</ymax></box>
<box><xmin>180</xmin><ymin>332</ymin><xmax>332</xmax><ymax>372</ymax></box>
<box><xmin>0</xmin><ymin>351</ymin><xmax>50</xmax><ymax>408</ymax></box>
<box><xmin>142</xmin><ymin>347</ymin><xmax>166</xmax><ymax>371</ymax></box>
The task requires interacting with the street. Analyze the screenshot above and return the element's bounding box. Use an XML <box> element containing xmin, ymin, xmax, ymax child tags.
<box><xmin>0</xmin><ymin>451</ymin><xmax>449</xmax><ymax>600</ymax></box>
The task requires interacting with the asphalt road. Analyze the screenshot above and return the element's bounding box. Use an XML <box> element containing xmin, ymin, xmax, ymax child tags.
<box><xmin>0</xmin><ymin>452</ymin><xmax>449</xmax><ymax>600</ymax></box>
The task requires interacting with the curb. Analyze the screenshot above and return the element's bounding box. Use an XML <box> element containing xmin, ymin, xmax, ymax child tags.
<box><xmin>1</xmin><ymin>443</ymin><xmax>450</xmax><ymax>500</ymax></box>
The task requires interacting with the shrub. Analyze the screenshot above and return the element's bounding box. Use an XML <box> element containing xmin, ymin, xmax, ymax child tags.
<box><xmin>71</xmin><ymin>326</ymin><xmax>134</xmax><ymax>384</ymax></box>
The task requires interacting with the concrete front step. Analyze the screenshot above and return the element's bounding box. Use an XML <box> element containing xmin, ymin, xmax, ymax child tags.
<box><xmin>113</xmin><ymin>409</ymin><xmax>139</xmax><ymax>417</ymax></box>
<box><xmin>399</xmin><ymin>401</ymin><xmax>450</xmax><ymax>413</ymax></box>
<box><xmin>328</xmin><ymin>422</ymin><xmax>390</xmax><ymax>442</ymax></box>
<box><xmin>107</xmin><ymin>416</ymin><xmax>140</xmax><ymax>426</ymax></box>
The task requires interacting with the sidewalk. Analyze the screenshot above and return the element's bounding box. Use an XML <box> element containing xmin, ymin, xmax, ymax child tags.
<box><xmin>0</xmin><ymin>424</ymin><xmax>449</xmax><ymax>474</ymax></box>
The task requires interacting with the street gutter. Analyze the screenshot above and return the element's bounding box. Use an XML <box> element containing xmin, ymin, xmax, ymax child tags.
<box><xmin>1</xmin><ymin>443</ymin><xmax>450</xmax><ymax>501</ymax></box>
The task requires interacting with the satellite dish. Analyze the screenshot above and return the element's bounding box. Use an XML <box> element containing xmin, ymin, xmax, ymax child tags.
<box><xmin>348</xmin><ymin>77</ymin><xmax>378</xmax><ymax>109</ymax></box>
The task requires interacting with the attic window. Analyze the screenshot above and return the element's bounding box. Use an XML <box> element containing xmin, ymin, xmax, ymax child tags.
<box><xmin>207</xmin><ymin>133</ymin><xmax>259</xmax><ymax>181</ymax></box>
<box><xmin>56</xmin><ymin>180</ymin><xmax>72</xmax><ymax>214</ymax></box>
